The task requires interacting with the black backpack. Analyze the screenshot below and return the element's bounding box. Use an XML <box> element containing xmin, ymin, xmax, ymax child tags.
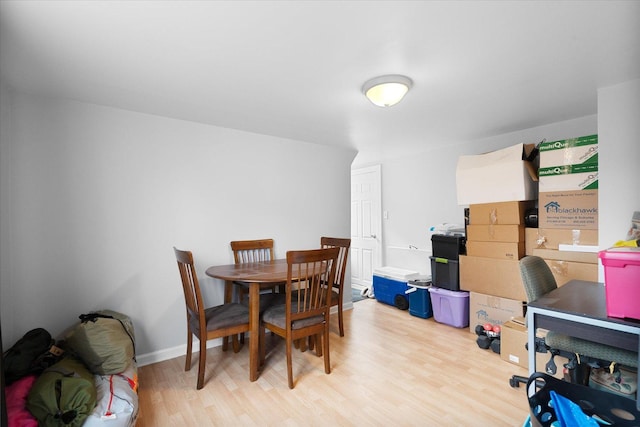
<box><xmin>3</xmin><ymin>328</ymin><xmax>55</xmax><ymax>384</ymax></box>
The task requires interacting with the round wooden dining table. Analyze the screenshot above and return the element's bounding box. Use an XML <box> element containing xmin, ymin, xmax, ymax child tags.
<box><xmin>205</xmin><ymin>259</ymin><xmax>289</xmax><ymax>382</ymax></box>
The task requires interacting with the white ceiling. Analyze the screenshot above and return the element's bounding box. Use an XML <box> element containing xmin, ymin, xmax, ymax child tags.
<box><xmin>1</xmin><ymin>1</ymin><xmax>639</xmax><ymax>160</ymax></box>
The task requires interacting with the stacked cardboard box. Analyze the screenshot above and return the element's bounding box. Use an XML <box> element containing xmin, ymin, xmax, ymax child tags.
<box><xmin>524</xmin><ymin>228</ymin><xmax>599</xmax><ymax>284</ymax></box>
<box><xmin>456</xmin><ymin>144</ymin><xmax>540</xmax><ymax>334</ymax></box>
<box><xmin>460</xmin><ymin>201</ymin><xmax>533</xmax><ymax>332</ymax></box>
<box><xmin>538</xmin><ymin>135</ymin><xmax>598</xmax><ymax>230</ymax></box>
<box><xmin>456</xmin><ymin>137</ymin><xmax>599</xmax><ymax>364</ymax></box>
<box><xmin>466</xmin><ymin>202</ymin><xmax>530</xmax><ymax>261</ymax></box>
<box><xmin>532</xmin><ymin>134</ymin><xmax>599</xmax><ymax>284</ymax></box>
<box><xmin>456</xmin><ymin>143</ymin><xmax>538</xmax><ymax>206</ymax></box>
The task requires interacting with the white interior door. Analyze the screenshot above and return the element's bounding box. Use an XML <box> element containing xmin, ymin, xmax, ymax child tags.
<box><xmin>351</xmin><ymin>165</ymin><xmax>382</xmax><ymax>290</ymax></box>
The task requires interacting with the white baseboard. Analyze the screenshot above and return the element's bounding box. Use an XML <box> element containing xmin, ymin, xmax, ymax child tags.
<box><xmin>136</xmin><ymin>304</ymin><xmax>353</xmax><ymax>367</ymax></box>
<box><xmin>136</xmin><ymin>339</ymin><xmax>223</xmax><ymax>367</ymax></box>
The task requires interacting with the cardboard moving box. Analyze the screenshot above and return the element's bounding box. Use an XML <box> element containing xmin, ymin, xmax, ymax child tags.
<box><xmin>539</xmin><ymin>190</ymin><xmax>598</xmax><ymax>230</ymax></box>
<box><xmin>467</xmin><ymin>224</ymin><xmax>525</xmax><ymax>243</ymax></box>
<box><xmin>466</xmin><ymin>241</ymin><xmax>525</xmax><ymax>260</ymax></box>
<box><xmin>525</xmin><ymin>228</ymin><xmax>598</xmax><ymax>254</ymax></box>
<box><xmin>456</xmin><ymin>143</ymin><xmax>539</xmax><ymax>206</ymax></box>
<box><xmin>459</xmin><ymin>255</ymin><xmax>526</xmax><ymax>301</ymax></box>
<box><xmin>460</xmin><ymin>253</ymin><xmax>597</xmax><ymax>299</ymax></box>
<box><xmin>539</xmin><ymin>163</ymin><xmax>598</xmax><ymax>192</ymax></box>
<box><xmin>469</xmin><ymin>201</ymin><xmax>536</xmax><ymax>225</ymax></box>
<box><xmin>545</xmin><ymin>259</ymin><xmax>599</xmax><ymax>286</ymax></box>
<box><xmin>539</xmin><ymin>134</ymin><xmax>598</xmax><ymax>168</ymax></box>
<box><xmin>468</xmin><ymin>291</ymin><xmax>525</xmax><ymax>334</ymax></box>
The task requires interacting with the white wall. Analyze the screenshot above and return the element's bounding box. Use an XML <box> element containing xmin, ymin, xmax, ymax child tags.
<box><xmin>0</xmin><ymin>81</ymin><xmax>12</xmax><ymax>341</ymax></box>
<box><xmin>598</xmin><ymin>79</ymin><xmax>640</xmax><ymax>278</ymax></box>
<box><xmin>0</xmin><ymin>90</ymin><xmax>356</xmax><ymax>364</ymax></box>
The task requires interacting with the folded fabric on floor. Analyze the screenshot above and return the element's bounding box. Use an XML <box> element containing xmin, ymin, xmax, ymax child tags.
<box><xmin>82</xmin><ymin>361</ymin><xmax>139</xmax><ymax>427</ymax></box>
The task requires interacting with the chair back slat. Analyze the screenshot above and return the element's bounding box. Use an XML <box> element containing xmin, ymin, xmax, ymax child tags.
<box><xmin>231</xmin><ymin>239</ymin><xmax>275</xmax><ymax>264</ymax></box>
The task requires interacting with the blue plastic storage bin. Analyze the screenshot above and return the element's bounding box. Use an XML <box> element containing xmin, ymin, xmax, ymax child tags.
<box><xmin>406</xmin><ymin>282</ymin><xmax>433</xmax><ymax>319</ymax></box>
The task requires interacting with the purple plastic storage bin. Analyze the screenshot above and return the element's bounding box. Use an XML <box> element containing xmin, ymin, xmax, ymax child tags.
<box><xmin>428</xmin><ymin>287</ymin><xmax>469</xmax><ymax>328</ymax></box>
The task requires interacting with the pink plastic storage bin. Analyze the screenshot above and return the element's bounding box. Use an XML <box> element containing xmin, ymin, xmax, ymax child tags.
<box><xmin>599</xmin><ymin>247</ymin><xmax>640</xmax><ymax>320</ymax></box>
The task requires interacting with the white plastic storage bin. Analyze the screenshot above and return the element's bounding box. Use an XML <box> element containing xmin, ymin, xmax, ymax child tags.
<box><xmin>372</xmin><ymin>267</ymin><xmax>420</xmax><ymax>309</ymax></box>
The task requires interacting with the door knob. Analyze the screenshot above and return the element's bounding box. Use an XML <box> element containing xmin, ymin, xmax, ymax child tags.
<box><xmin>369</xmin><ymin>234</ymin><xmax>377</xmax><ymax>239</ymax></box>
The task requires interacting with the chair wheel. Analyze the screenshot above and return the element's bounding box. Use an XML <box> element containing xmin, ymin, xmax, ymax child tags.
<box><xmin>509</xmin><ymin>377</ymin><xmax>520</xmax><ymax>388</ymax></box>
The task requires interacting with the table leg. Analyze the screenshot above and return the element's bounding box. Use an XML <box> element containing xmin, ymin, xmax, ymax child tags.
<box><xmin>527</xmin><ymin>309</ymin><xmax>536</xmax><ymax>377</ymax></box>
<box><xmin>249</xmin><ymin>282</ymin><xmax>260</xmax><ymax>382</ymax></box>
<box><xmin>222</xmin><ymin>280</ymin><xmax>233</xmax><ymax>352</ymax></box>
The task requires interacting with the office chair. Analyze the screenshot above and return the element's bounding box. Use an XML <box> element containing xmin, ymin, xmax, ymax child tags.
<box><xmin>509</xmin><ymin>256</ymin><xmax>638</xmax><ymax>388</ymax></box>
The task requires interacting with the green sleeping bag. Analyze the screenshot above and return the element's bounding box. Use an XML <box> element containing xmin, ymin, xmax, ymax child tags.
<box><xmin>26</xmin><ymin>355</ymin><xmax>96</xmax><ymax>427</ymax></box>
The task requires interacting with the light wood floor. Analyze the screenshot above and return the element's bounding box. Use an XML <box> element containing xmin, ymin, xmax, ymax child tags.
<box><xmin>137</xmin><ymin>298</ymin><xmax>533</xmax><ymax>426</ymax></box>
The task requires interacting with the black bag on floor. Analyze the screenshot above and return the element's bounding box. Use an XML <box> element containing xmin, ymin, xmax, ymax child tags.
<box><xmin>3</xmin><ymin>328</ymin><xmax>54</xmax><ymax>385</ymax></box>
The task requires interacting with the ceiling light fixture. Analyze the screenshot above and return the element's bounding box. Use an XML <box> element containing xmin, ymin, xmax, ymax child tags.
<box><xmin>362</xmin><ymin>74</ymin><xmax>413</xmax><ymax>107</ymax></box>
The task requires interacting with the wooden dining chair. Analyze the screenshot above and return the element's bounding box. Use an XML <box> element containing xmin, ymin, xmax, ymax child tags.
<box><xmin>174</xmin><ymin>247</ymin><xmax>251</xmax><ymax>390</ymax></box>
<box><xmin>230</xmin><ymin>239</ymin><xmax>283</xmax><ymax>302</ymax></box>
<box><xmin>260</xmin><ymin>247</ymin><xmax>340</xmax><ymax>389</ymax></box>
<box><xmin>321</xmin><ymin>237</ymin><xmax>351</xmax><ymax>337</ymax></box>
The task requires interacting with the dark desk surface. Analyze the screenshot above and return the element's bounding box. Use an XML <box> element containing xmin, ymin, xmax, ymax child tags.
<box><xmin>528</xmin><ymin>280</ymin><xmax>640</xmax><ymax>329</ymax></box>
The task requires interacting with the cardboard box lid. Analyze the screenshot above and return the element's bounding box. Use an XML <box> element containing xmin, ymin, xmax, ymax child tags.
<box><xmin>456</xmin><ymin>143</ymin><xmax>539</xmax><ymax>206</ymax></box>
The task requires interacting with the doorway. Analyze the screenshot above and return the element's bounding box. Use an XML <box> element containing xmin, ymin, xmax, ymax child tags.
<box><xmin>350</xmin><ymin>165</ymin><xmax>382</xmax><ymax>293</ymax></box>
